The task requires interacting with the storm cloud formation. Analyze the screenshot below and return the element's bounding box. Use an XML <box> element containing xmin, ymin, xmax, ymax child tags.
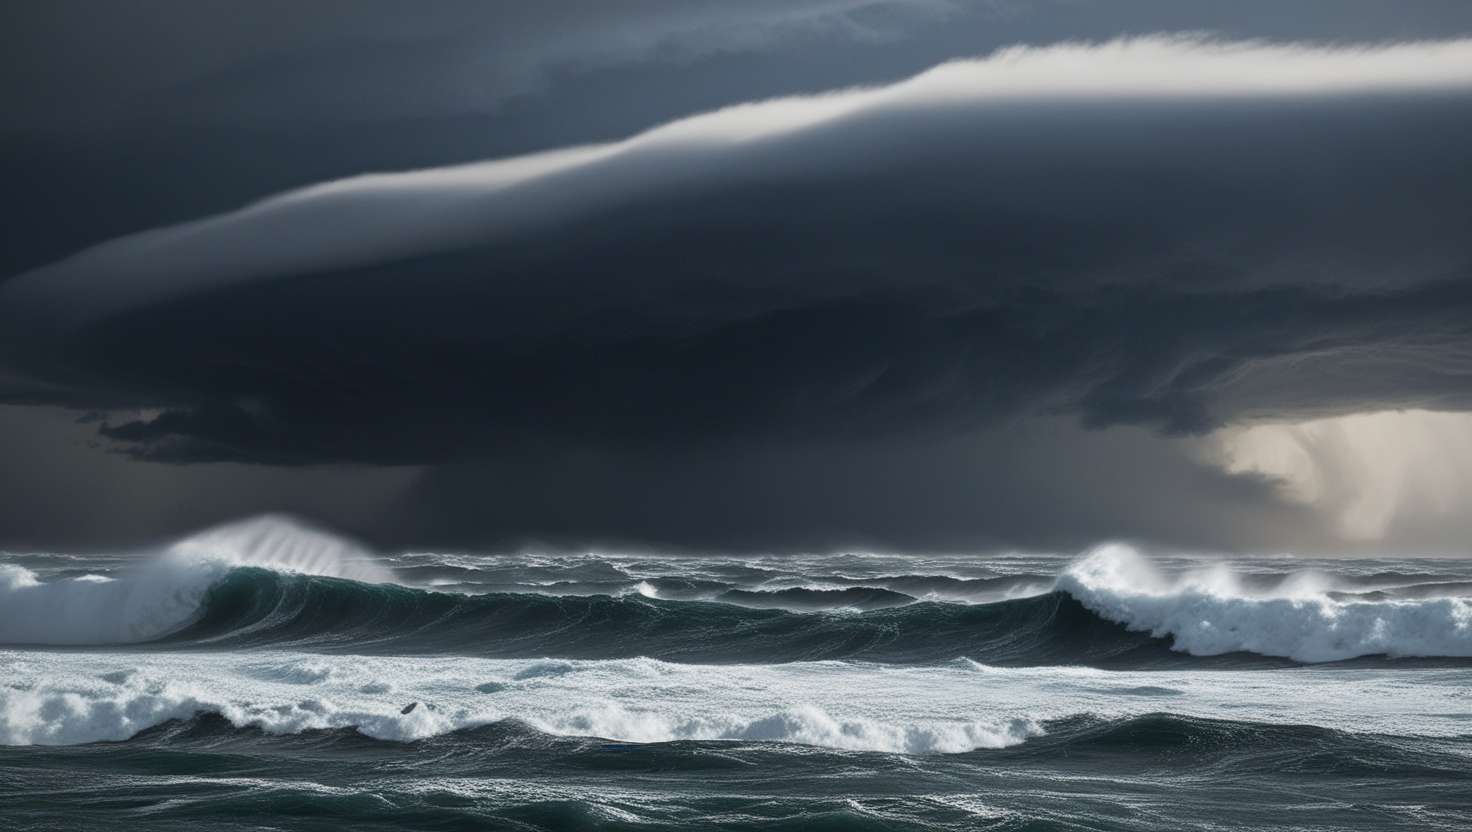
<box><xmin>3</xmin><ymin>4</ymin><xmax>1472</xmax><ymax>554</ymax></box>
<box><xmin>6</xmin><ymin>38</ymin><xmax>1472</xmax><ymax>461</ymax></box>
<box><xmin>6</xmin><ymin>0</ymin><xmax>1472</xmax><ymax>274</ymax></box>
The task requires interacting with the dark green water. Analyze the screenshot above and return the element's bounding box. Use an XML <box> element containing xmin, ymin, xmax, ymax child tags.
<box><xmin>5</xmin><ymin>713</ymin><xmax>1471</xmax><ymax>831</ymax></box>
<box><xmin>4</xmin><ymin>540</ymin><xmax>1472</xmax><ymax>830</ymax></box>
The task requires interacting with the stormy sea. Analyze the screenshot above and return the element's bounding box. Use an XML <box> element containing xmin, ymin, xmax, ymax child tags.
<box><xmin>3</xmin><ymin>517</ymin><xmax>1470</xmax><ymax>831</ymax></box>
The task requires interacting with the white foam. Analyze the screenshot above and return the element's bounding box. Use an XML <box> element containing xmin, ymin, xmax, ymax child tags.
<box><xmin>3</xmin><ymin>652</ymin><xmax>1469</xmax><ymax>750</ymax></box>
<box><xmin>0</xmin><ymin>515</ymin><xmax>392</xmax><ymax>646</ymax></box>
<box><xmin>544</xmin><ymin>701</ymin><xmax>1040</xmax><ymax>754</ymax></box>
<box><xmin>0</xmin><ymin>654</ymin><xmax>1044</xmax><ymax>751</ymax></box>
<box><xmin>0</xmin><ymin>673</ymin><xmax>455</xmax><ymax>745</ymax></box>
<box><xmin>1058</xmin><ymin>544</ymin><xmax>1472</xmax><ymax>662</ymax></box>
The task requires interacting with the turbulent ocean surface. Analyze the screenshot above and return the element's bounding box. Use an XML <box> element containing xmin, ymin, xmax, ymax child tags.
<box><xmin>3</xmin><ymin>518</ymin><xmax>1471</xmax><ymax>830</ymax></box>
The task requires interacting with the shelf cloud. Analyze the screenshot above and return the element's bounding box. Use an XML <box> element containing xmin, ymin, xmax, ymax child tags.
<box><xmin>2</xmin><ymin>30</ymin><xmax>1471</xmax><ymax>552</ymax></box>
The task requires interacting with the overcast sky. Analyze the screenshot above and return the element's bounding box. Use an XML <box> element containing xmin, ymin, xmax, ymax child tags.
<box><xmin>3</xmin><ymin>1</ymin><xmax>1472</xmax><ymax>555</ymax></box>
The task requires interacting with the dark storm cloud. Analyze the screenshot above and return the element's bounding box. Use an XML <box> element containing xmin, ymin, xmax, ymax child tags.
<box><xmin>0</xmin><ymin>404</ymin><xmax>417</xmax><ymax>552</ymax></box>
<box><xmin>3</xmin><ymin>38</ymin><xmax>1471</xmax><ymax>468</ymax></box>
<box><xmin>6</xmin><ymin>0</ymin><xmax>1472</xmax><ymax>278</ymax></box>
<box><xmin>7</xmin><ymin>0</ymin><xmax>1467</xmax><ymax>133</ymax></box>
<box><xmin>0</xmin><ymin>0</ymin><xmax>949</xmax><ymax>276</ymax></box>
<box><xmin>1</xmin><ymin>0</ymin><xmax>946</xmax><ymax>129</ymax></box>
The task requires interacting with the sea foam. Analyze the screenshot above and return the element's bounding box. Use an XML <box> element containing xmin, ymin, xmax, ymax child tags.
<box><xmin>4</xmin><ymin>652</ymin><xmax>1468</xmax><ymax>749</ymax></box>
<box><xmin>1058</xmin><ymin>544</ymin><xmax>1472</xmax><ymax>662</ymax></box>
<box><xmin>0</xmin><ymin>655</ymin><xmax>1044</xmax><ymax>751</ymax></box>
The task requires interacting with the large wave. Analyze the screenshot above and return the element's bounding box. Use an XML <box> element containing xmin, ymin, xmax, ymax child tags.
<box><xmin>158</xmin><ymin>567</ymin><xmax>1192</xmax><ymax>666</ymax></box>
<box><xmin>0</xmin><ymin>516</ymin><xmax>389</xmax><ymax>645</ymax></box>
<box><xmin>1059</xmin><ymin>544</ymin><xmax>1472</xmax><ymax>662</ymax></box>
<box><xmin>3</xmin><ymin>520</ymin><xmax>1470</xmax><ymax>664</ymax></box>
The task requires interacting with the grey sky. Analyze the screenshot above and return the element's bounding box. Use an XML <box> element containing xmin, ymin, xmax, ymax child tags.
<box><xmin>3</xmin><ymin>2</ymin><xmax>1472</xmax><ymax>555</ymax></box>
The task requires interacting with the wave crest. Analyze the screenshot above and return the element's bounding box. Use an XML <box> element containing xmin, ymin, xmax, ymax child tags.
<box><xmin>1058</xmin><ymin>544</ymin><xmax>1472</xmax><ymax>662</ymax></box>
<box><xmin>0</xmin><ymin>515</ymin><xmax>390</xmax><ymax>645</ymax></box>
<box><xmin>166</xmin><ymin>515</ymin><xmax>391</xmax><ymax>584</ymax></box>
<box><xmin>6</xmin><ymin>526</ymin><xmax>1471</xmax><ymax>664</ymax></box>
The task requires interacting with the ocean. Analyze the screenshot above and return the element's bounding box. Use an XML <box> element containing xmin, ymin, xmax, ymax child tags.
<box><xmin>2</xmin><ymin>518</ymin><xmax>1470</xmax><ymax>831</ymax></box>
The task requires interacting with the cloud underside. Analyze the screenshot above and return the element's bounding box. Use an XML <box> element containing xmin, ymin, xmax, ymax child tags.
<box><xmin>3</xmin><ymin>37</ymin><xmax>1472</xmax><ymax>465</ymax></box>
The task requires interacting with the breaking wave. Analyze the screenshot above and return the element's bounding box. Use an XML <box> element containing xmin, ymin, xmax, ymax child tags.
<box><xmin>0</xmin><ymin>661</ymin><xmax>1041</xmax><ymax>752</ymax></box>
<box><xmin>0</xmin><ymin>516</ymin><xmax>388</xmax><ymax>645</ymax></box>
<box><xmin>3</xmin><ymin>520</ymin><xmax>1469</xmax><ymax>665</ymax></box>
<box><xmin>1059</xmin><ymin>544</ymin><xmax>1472</xmax><ymax>662</ymax></box>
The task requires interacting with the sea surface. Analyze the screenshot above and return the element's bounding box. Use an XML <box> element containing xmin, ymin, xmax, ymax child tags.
<box><xmin>3</xmin><ymin>517</ymin><xmax>1471</xmax><ymax>831</ymax></box>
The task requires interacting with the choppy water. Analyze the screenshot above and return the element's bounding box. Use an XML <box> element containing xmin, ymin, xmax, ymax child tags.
<box><xmin>3</xmin><ymin>517</ymin><xmax>1471</xmax><ymax>830</ymax></box>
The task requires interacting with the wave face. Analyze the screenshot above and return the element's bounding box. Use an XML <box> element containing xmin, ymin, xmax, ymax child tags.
<box><xmin>0</xmin><ymin>516</ymin><xmax>387</xmax><ymax>645</ymax></box>
<box><xmin>6</xmin><ymin>524</ymin><xmax>1471</xmax><ymax>665</ymax></box>
<box><xmin>714</xmin><ymin>586</ymin><xmax>919</xmax><ymax>610</ymax></box>
<box><xmin>159</xmin><ymin>568</ymin><xmax>1203</xmax><ymax>666</ymax></box>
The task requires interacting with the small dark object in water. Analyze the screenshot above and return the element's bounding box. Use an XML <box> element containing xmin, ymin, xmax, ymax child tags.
<box><xmin>400</xmin><ymin>702</ymin><xmax>418</xmax><ymax>715</ymax></box>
